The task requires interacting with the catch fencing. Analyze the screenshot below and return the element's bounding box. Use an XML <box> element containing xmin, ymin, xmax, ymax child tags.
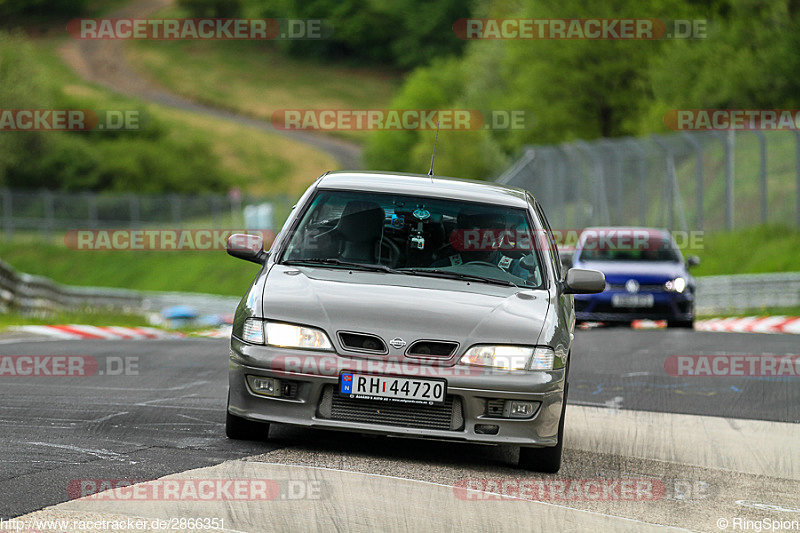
<box><xmin>497</xmin><ymin>131</ymin><xmax>800</xmax><ymax>232</ymax></box>
<box><xmin>0</xmin><ymin>189</ymin><xmax>293</xmax><ymax>238</ymax></box>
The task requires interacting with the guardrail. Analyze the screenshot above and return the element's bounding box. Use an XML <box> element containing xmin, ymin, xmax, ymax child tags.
<box><xmin>0</xmin><ymin>258</ymin><xmax>143</xmax><ymax>313</ymax></box>
<box><xmin>695</xmin><ymin>272</ymin><xmax>800</xmax><ymax>315</ymax></box>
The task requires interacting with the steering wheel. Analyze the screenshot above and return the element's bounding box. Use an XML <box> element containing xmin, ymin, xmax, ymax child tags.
<box><xmin>376</xmin><ymin>238</ymin><xmax>401</xmax><ymax>267</ymax></box>
<box><xmin>464</xmin><ymin>260</ymin><xmax>506</xmax><ymax>271</ymax></box>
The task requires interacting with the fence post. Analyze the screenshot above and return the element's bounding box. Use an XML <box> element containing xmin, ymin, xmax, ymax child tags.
<box><xmin>211</xmin><ymin>195</ymin><xmax>222</xmax><ymax>228</ymax></box>
<box><xmin>43</xmin><ymin>189</ymin><xmax>55</xmax><ymax>239</ymax></box>
<box><xmin>751</xmin><ymin>131</ymin><xmax>767</xmax><ymax>224</ymax></box>
<box><xmin>87</xmin><ymin>192</ymin><xmax>98</xmax><ymax>229</ymax></box>
<box><xmin>170</xmin><ymin>194</ymin><xmax>181</xmax><ymax>227</ymax></box>
<box><xmin>681</xmin><ymin>133</ymin><xmax>704</xmax><ymax>231</ymax></box>
<box><xmin>129</xmin><ymin>194</ymin><xmax>140</xmax><ymax>228</ymax></box>
<box><xmin>651</xmin><ymin>136</ymin><xmax>674</xmax><ymax>230</ymax></box>
<box><xmin>724</xmin><ymin>131</ymin><xmax>735</xmax><ymax>230</ymax></box>
<box><xmin>497</xmin><ymin>148</ymin><xmax>536</xmax><ymax>185</ymax></box>
<box><xmin>794</xmin><ymin>131</ymin><xmax>800</xmax><ymax>227</ymax></box>
<box><xmin>2</xmin><ymin>189</ymin><xmax>12</xmax><ymax>240</ymax></box>
<box><xmin>575</xmin><ymin>141</ymin><xmax>611</xmax><ymax>225</ymax></box>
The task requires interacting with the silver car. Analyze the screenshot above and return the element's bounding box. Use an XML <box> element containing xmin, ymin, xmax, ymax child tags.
<box><xmin>225</xmin><ymin>171</ymin><xmax>605</xmax><ymax>472</ymax></box>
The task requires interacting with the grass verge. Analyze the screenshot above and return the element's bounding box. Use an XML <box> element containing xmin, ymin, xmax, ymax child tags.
<box><xmin>128</xmin><ymin>5</ymin><xmax>399</xmax><ymax>143</ymax></box>
<box><xmin>0</xmin><ymin>309</ymin><xmax>150</xmax><ymax>329</ymax></box>
<box><xmin>0</xmin><ymin>241</ymin><xmax>258</xmax><ymax>296</ymax></box>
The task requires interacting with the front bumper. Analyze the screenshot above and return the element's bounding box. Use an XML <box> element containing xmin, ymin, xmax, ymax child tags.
<box><xmin>227</xmin><ymin>337</ymin><xmax>566</xmax><ymax>447</ymax></box>
<box><xmin>574</xmin><ymin>289</ymin><xmax>694</xmax><ymax>322</ymax></box>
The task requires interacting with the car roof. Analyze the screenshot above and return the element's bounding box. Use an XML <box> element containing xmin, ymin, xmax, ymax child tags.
<box><xmin>316</xmin><ymin>171</ymin><xmax>532</xmax><ymax>208</ymax></box>
<box><xmin>581</xmin><ymin>226</ymin><xmax>670</xmax><ymax>235</ymax></box>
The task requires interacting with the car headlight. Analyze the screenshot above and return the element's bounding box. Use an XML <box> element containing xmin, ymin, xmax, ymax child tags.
<box><xmin>266</xmin><ymin>321</ymin><xmax>333</xmax><ymax>350</ymax></box>
<box><xmin>665</xmin><ymin>277</ymin><xmax>687</xmax><ymax>293</ymax></box>
<box><xmin>459</xmin><ymin>345</ymin><xmax>555</xmax><ymax>371</ymax></box>
<box><xmin>241</xmin><ymin>319</ymin><xmax>334</xmax><ymax>351</ymax></box>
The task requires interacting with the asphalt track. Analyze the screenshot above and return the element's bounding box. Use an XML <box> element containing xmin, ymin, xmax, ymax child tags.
<box><xmin>1</xmin><ymin>329</ymin><xmax>798</xmax><ymax>531</ymax></box>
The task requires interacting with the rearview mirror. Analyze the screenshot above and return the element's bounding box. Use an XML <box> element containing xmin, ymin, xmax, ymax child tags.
<box><xmin>520</xmin><ymin>254</ymin><xmax>537</xmax><ymax>271</ymax></box>
<box><xmin>563</xmin><ymin>268</ymin><xmax>605</xmax><ymax>294</ymax></box>
<box><xmin>686</xmin><ymin>255</ymin><xmax>700</xmax><ymax>267</ymax></box>
<box><xmin>227</xmin><ymin>233</ymin><xmax>268</xmax><ymax>264</ymax></box>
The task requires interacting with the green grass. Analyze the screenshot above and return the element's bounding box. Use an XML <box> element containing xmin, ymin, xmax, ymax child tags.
<box><xmin>0</xmin><ymin>309</ymin><xmax>149</xmax><ymax>329</ymax></box>
<box><xmin>23</xmin><ymin>36</ymin><xmax>337</xmax><ymax>196</ymax></box>
<box><xmin>688</xmin><ymin>225</ymin><xmax>800</xmax><ymax>277</ymax></box>
<box><xmin>0</xmin><ymin>241</ymin><xmax>259</xmax><ymax>296</ymax></box>
<box><xmin>128</xmin><ymin>5</ymin><xmax>399</xmax><ymax>143</ymax></box>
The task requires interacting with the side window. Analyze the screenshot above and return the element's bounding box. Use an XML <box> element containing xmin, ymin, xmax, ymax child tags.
<box><xmin>533</xmin><ymin>200</ymin><xmax>562</xmax><ymax>281</ymax></box>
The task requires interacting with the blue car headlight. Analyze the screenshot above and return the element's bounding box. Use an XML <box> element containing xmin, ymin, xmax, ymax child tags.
<box><xmin>665</xmin><ymin>277</ymin><xmax>687</xmax><ymax>293</ymax></box>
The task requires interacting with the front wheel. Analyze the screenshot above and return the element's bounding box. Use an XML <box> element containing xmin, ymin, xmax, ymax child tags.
<box><xmin>518</xmin><ymin>383</ymin><xmax>567</xmax><ymax>473</ymax></box>
<box><xmin>667</xmin><ymin>319</ymin><xmax>694</xmax><ymax>329</ymax></box>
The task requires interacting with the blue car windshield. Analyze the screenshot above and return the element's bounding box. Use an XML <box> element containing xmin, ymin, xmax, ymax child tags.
<box><xmin>281</xmin><ymin>190</ymin><xmax>546</xmax><ymax>288</ymax></box>
<box><xmin>578</xmin><ymin>233</ymin><xmax>681</xmax><ymax>262</ymax></box>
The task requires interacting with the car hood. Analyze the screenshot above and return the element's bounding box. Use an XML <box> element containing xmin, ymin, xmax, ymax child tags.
<box><xmin>260</xmin><ymin>264</ymin><xmax>550</xmax><ymax>360</ymax></box>
<box><xmin>574</xmin><ymin>260</ymin><xmax>687</xmax><ymax>284</ymax></box>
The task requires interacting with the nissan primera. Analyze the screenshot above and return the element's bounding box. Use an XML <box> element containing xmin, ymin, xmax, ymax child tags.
<box><xmin>225</xmin><ymin>171</ymin><xmax>605</xmax><ymax>472</ymax></box>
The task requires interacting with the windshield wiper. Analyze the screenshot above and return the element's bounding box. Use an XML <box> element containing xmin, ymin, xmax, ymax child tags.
<box><xmin>283</xmin><ymin>258</ymin><xmax>401</xmax><ymax>274</ymax></box>
<box><xmin>399</xmin><ymin>268</ymin><xmax>517</xmax><ymax>287</ymax></box>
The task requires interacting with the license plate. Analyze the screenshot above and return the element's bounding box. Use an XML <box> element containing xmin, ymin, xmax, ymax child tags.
<box><xmin>339</xmin><ymin>373</ymin><xmax>446</xmax><ymax>405</ymax></box>
<box><xmin>612</xmin><ymin>294</ymin><xmax>654</xmax><ymax>308</ymax></box>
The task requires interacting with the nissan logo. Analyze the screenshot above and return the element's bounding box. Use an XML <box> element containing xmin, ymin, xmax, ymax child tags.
<box><xmin>389</xmin><ymin>337</ymin><xmax>407</xmax><ymax>349</ymax></box>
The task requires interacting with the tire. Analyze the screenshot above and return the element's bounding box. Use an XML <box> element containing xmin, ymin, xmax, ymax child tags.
<box><xmin>518</xmin><ymin>383</ymin><xmax>568</xmax><ymax>473</ymax></box>
<box><xmin>226</xmin><ymin>410</ymin><xmax>270</xmax><ymax>441</ymax></box>
<box><xmin>667</xmin><ymin>319</ymin><xmax>694</xmax><ymax>329</ymax></box>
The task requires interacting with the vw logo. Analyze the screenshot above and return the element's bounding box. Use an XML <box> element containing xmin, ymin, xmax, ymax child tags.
<box><xmin>625</xmin><ymin>279</ymin><xmax>640</xmax><ymax>293</ymax></box>
<box><xmin>389</xmin><ymin>337</ymin><xmax>407</xmax><ymax>349</ymax></box>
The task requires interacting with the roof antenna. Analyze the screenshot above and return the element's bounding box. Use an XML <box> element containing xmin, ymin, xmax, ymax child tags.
<box><xmin>427</xmin><ymin>120</ymin><xmax>440</xmax><ymax>181</ymax></box>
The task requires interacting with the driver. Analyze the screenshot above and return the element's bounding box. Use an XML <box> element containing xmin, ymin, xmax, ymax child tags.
<box><xmin>433</xmin><ymin>209</ymin><xmax>519</xmax><ymax>271</ymax></box>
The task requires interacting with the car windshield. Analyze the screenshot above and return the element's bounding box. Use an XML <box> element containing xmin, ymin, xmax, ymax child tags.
<box><xmin>281</xmin><ymin>190</ymin><xmax>545</xmax><ymax>288</ymax></box>
<box><xmin>577</xmin><ymin>231</ymin><xmax>681</xmax><ymax>262</ymax></box>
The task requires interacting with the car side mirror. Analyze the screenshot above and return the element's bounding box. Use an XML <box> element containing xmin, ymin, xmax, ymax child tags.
<box><xmin>686</xmin><ymin>255</ymin><xmax>700</xmax><ymax>268</ymax></box>
<box><xmin>563</xmin><ymin>268</ymin><xmax>605</xmax><ymax>294</ymax></box>
<box><xmin>227</xmin><ymin>233</ymin><xmax>268</xmax><ymax>264</ymax></box>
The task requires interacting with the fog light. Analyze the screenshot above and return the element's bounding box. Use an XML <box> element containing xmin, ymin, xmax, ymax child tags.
<box><xmin>508</xmin><ymin>400</ymin><xmax>536</xmax><ymax>419</ymax></box>
<box><xmin>247</xmin><ymin>375</ymin><xmax>281</xmax><ymax>397</ymax></box>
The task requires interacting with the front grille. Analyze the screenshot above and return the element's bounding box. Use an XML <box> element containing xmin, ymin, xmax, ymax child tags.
<box><xmin>407</xmin><ymin>340</ymin><xmax>458</xmax><ymax>357</ymax></box>
<box><xmin>338</xmin><ymin>332</ymin><xmax>387</xmax><ymax>353</ymax></box>
<box><xmin>318</xmin><ymin>385</ymin><xmax>464</xmax><ymax>431</ymax></box>
<box><xmin>607</xmin><ymin>283</ymin><xmax>666</xmax><ymax>291</ymax></box>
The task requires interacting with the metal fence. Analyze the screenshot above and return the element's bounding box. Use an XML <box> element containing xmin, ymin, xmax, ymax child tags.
<box><xmin>0</xmin><ymin>189</ymin><xmax>294</xmax><ymax>238</ymax></box>
<box><xmin>497</xmin><ymin>131</ymin><xmax>800</xmax><ymax>232</ymax></box>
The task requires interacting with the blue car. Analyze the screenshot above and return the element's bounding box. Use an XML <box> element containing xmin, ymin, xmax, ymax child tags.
<box><xmin>571</xmin><ymin>227</ymin><xmax>699</xmax><ymax>328</ymax></box>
